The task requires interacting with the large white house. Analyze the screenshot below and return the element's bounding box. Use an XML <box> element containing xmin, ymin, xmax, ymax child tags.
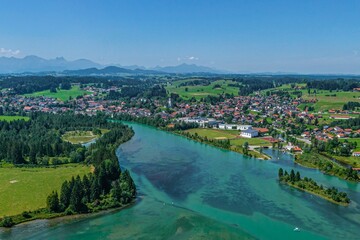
<box><xmin>240</xmin><ymin>129</ymin><xmax>259</xmax><ymax>138</ymax></box>
<box><xmin>218</xmin><ymin>124</ymin><xmax>252</xmax><ymax>131</ymax></box>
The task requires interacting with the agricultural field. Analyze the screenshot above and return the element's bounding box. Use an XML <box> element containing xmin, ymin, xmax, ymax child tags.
<box><xmin>0</xmin><ymin>164</ymin><xmax>91</xmax><ymax>217</ymax></box>
<box><xmin>166</xmin><ymin>79</ymin><xmax>240</xmax><ymax>99</ymax></box>
<box><xmin>0</xmin><ymin>116</ymin><xmax>30</xmax><ymax>122</ymax></box>
<box><xmin>23</xmin><ymin>86</ymin><xmax>90</xmax><ymax>101</ymax></box>
<box><xmin>300</xmin><ymin>91</ymin><xmax>360</xmax><ymax>112</ymax></box>
<box><xmin>263</xmin><ymin>83</ymin><xmax>360</xmax><ymax>112</ymax></box>
<box><xmin>184</xmin><ymin>128</ymin><xmax>239</xmax><ymax>139</ymax></box>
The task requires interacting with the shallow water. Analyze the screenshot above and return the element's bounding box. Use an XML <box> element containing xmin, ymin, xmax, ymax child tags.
<box><xmin>1</xmin><ymin>123</ymin><xmax>359</xmax><ymax>240</ymax></box>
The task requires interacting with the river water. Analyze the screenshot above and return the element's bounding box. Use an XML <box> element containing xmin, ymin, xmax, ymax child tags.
<box><xmin>1</xmin><ymin>123</ymin><xmax>359</xmax><ymax>240</ymax></box>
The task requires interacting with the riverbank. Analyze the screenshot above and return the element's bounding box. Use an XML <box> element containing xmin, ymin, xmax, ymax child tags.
<box><xmin>0</xmin><ymin>200</ymin><xmax>135</xmax><ymax>228</ymax></box>
<box><xmin>173</xmin><ymin>130</ymin><xmax>272</xmax><ymax>160</ymax></box>
<box><xmin>295</xmin><ymin>152</ymin><xmax>359</xmax><ymax>182</ymax></box>
<box><xmin>282</xmin><ymin>181</ymin><xmax>349</xmax><ymax>206</ymax></box>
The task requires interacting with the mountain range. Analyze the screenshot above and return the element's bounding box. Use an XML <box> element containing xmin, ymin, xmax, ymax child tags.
<box><xmin>0</xmin><ymin>55</ymin><xmax>226</xmax><ymax>74</ymax></box>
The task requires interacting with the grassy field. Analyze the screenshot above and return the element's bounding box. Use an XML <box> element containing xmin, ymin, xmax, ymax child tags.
<box><xmin>263</xmin><ymin>83</ymin><xmax>360</xmax><ymax>112</ymax></box>
<box><xmin>301</xmin><ymin>91</ymin><xmax>360</xmax><ymax>112</ymax></box>
<box><xmin>183</xmin><ymin>128</ymin><xmax>271</xmax><ymax>159</ymax></box>
<box><xmin>0</xmin><ymin>116</ymin><xmax>30</xmax><ymax>122</ymax></box>
<box><xmin>24</xmin><ymin>86</ymin><xmax>90</xmax><ymax>101</ymax></box>
<box><xmin>230</xmin><ymin>138</ymin><xmax>272</xmax><ymax>147</ymax></box>
<box><xmin>166</xmin><ymin>79</ymin><xmax>240</xmax><ymax>99</ymax></box>
<box><xmin>0</xmin><ymin>164</ymin><xmax>91</xmax><ymax>217</ymax></box>
<box><xmin>184</xmin><ymin>128</ymin><xmax>239</xmax><ymax>139</ymax></box>
<box><xmin>62</xmin><ymin>129</ymin><xmax>109</xmax><ymax>144</ymax></box>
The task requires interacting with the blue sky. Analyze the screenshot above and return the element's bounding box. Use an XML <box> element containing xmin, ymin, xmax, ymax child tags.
<box><xmin>1</xmin><ymin>0</ymin><xmax>360</xmax><ymax>73</ymax></box>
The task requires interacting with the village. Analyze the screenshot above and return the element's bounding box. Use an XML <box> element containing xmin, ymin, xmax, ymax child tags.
<box><xmin>1</xmin><ymin>83</ymin><xmax>360</xmax><ymax>161</ymax></box>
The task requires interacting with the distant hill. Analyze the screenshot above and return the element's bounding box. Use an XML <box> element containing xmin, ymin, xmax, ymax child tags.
<box><xmin>152</xmin><ymin>63</ymin><xmax>227</xmax><ymax>74</ymax></box>
<box><xmin>63</xmin><ymin>66</ymin><xmax>163</xmax><ymax>75</ymax></box>
<box><xmin>0</xmin><ymin>55</ymin><xmax>229</xmax><ymax>75</ymax></box>
<box><xmin>0</xmin><ymin>55</ymin><xmax>102</xmax><ymax>73</ymax></box>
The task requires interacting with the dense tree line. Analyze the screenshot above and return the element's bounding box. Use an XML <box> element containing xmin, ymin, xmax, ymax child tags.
<box><xmin>178</xmin><ymin>79</ymin><xmax>211</xmax><ymax>87</ymax></box>
<box><xmin>306</xmin><ymin>79</ymin><xmax>360</xmax><ymax>91</ymax></box>
<box><xmin>330</xmin><ymin>117</ymin><xmax>360</xmax><ymax>130</ymax></box>
<box><xmin>0</xmin><ymin>75</ymin><xmax>161</xmax><ymax>95</ymax></box>
<box><xmin>112</xmin><ymin>114</ymin><xmax>170</xmax><ymax>128</ymax></box>
<box><xmin>343</xmin><ymin>102</ymin><xmax>360</xmax><ymax>111</ymax></box>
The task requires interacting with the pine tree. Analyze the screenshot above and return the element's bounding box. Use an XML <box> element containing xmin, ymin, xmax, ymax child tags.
<box><xmin>278</xmin><ymin>168</ymin><xmax>284</xmax><ymax>178</ymax></box>
<box><xmin>90</xmin><ymin>178</ymin><xmax>101</xmax><ymax>202</ymax></box>
<box><xmin>60</xmin><ymin>180</ymin><xmax>71</xmax><ymax>210</ymax></box>
<box><xmin>69</xmin><ymin>176</ymin><xmax>86</xmax><ymax>213</ymax></box>
<box><xmin>47</xmin><ymin>191</ymin><xmax>60</xmax><ymax>212</ymax></box>
<box><xmin>290</xmin><ymin>169</ymin><xmax>295</xmax><ymax>182</ymax></box>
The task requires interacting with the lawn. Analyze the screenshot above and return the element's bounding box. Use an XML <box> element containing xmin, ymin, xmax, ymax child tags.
<box><xmin>166</xmin><ymin>79</ymin><xmax>240</xmax><ymax>99</ymax></box>
<box><xmin>62</xmin><ymin>129</ymin><xmax>109</xmax><ymax>144</ymax></box>
<box><xmin>185</xmin><ymin>128</ymin><xmax>239</xmax><ymax>139</ymax></box>
<box><xmin>230</xmin><ymin>138</ymin><xmax>271</xmax><ymax>147</ymax></box>
<box><xmin>0</xmin><ymin>164</ymin><xmax>91</xmax><ymax>217</ymax></box>
<box><xmin>24</xmin><ymin>86</ymin><xmax>90</xmax><ymax>101</ymax></box>
<box><xmin>0</xmin><ymin>116</ymin><xmax>30</xmax><ymax>122</ymax></box>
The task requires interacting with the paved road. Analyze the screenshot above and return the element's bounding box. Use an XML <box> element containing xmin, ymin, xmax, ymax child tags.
<box><xmin>274</xmin><ymin>128</ymin><xmax>311</xmax><ymax>145</ymax></box>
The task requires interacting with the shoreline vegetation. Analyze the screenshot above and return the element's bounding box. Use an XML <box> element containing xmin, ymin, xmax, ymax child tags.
<box><xmin>0</xmin><ymin>200</ymin><xmax>135</xmax><ymax>229</ymax></box>
<box><xmin>278</xmin><ymin>168</ymin><xmax>351</xmax><ymax>206</ymax></box>
<box><xmin>295</xmin><ymin>152</ymin><xmax>359</xmax><ymax>182</ymax></box>
<box><xmin>0</xmin><ymin>113</ymin><xmax>137</xmax><ymax>228</ymax></box>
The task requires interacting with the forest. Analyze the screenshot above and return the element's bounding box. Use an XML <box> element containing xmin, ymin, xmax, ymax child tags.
<box><xmin>0</xmin><ymin>113</ymin><xmax>136</xmax><ymax>227</ymax></box>
<box><xmin>306</xmin><ymin>79</ymin><xmax>360</xmax><ymax>91</ymax></box>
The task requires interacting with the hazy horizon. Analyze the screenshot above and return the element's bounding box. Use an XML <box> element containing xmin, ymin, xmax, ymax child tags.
<box><xmin>1</xmin><ymin>0</ymin><xmax>360</xmax><ymax>74</ymax></box>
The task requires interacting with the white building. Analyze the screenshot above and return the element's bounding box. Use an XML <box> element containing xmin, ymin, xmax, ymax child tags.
<box><xmin>240</xmin><ymin>129</ymin><xmax>259</xmax><ymax>138</ymax></box>
<box><xmin>218</xmin><ymin>124</ymin><xmax>252</xmax><ymax>131</ymax></box>
<box><xmin>178</xmin><ymin>117</ymin><xmax>217</xmax><ymax>127</ymax></box>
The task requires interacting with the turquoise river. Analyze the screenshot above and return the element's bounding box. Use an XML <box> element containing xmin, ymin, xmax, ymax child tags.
<box><xmin>1</xmin><ymin>123</ymin><xmax>359</xmax><ymax>240</ymax></box>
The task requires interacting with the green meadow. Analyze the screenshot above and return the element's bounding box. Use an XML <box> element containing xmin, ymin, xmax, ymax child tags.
<box><xmin>62</xmin><ymin>129</ymin><xmax>109</xmax><ymax>144</ymax></box>
<box><xmin>0</xmin><ymin>164</ymin><xmax>91</xmax><ymax>217</ymax></box>
<box><xmin>0</xmin><ymin>116</ymin><xmax>30</xmax><ymax>122</ymax></box>
<box><xmin>263</xmin><ymin>83</ymin><xmax>360</xmax><ymax>112</ymax></box>
<box><xmin>185</xmin><ymin>128</ymin><xmax>239</xmax><ymax>139</ymax></box>
<box><xmin>24</xmin><ymin>86</ymin><xmax>90</xmax><ymax>101</ymax></box>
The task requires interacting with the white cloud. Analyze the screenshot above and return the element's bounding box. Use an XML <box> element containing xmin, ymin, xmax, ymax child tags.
<box><xmin>353</xmin><ymin>50</ymin><xmax>359</xmax><ymax>56</ymax></box>
<box><xmin>188</xmin><ymin>56</ymin><xmax>199</xmax><ymax>60</ymax></box>
<box><xmin>0</xmin><ymin>48</ymin><xmax>21</xmax><ymax>56</ymax></box>
<box><xmin>177</xmin><ymin>56</ymin><xmax>199</xmax><ymax>61</ymax></box>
